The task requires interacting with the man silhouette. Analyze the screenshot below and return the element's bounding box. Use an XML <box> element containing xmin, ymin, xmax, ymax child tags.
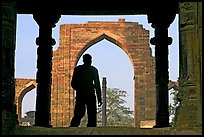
<box><xmin>70</xmin><ymin>53</ymin><xmax>102</xmax><ymax>127</ymax></box>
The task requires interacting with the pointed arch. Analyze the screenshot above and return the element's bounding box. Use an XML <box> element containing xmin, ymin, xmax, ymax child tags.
<box><xmin>15</xmin><ymin>79</ymin><xmax>37</xmax><ymax>122</ymax></box>
<box><xmin>76</xmin><ymin>31</ymin><xmax>132</xmax><ymax>66</ymax></box>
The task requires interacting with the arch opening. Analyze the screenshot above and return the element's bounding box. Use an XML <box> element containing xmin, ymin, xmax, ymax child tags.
<box><xmin>76</xmin><ymin>39</ymin><xmax>134</xmax><ymax>127</ymax></box>
<box><xmin>15</xmin><ymin>81</ymin><xmax>37</xmax><ymax>126</ymax></box>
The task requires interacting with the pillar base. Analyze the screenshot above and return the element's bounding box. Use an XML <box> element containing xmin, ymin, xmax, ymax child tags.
<box><xmin>153</xmin><ymin>124</ymin><xmax>172</xmax><ymax>128</ymax></box>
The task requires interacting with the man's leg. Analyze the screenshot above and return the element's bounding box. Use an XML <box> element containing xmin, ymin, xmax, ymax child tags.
<box><xmin>70</xmin><ymin>97</ymin><xmax>86</xmax><ymax>127</ymax></box>
<box><xmin>86</xmin><ymin>95</ymin><xmax>97</xmax><ymax>127</ymax></box>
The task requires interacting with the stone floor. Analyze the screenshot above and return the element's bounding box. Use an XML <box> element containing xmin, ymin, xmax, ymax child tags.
<box><xmin>13</xmin><ymin>126</ymin><xmax>202</xmax><ymax>135</ymax></box>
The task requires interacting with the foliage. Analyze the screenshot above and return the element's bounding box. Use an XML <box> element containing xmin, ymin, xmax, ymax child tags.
<box><xmin>80</xmin><ymin>88</ymin><xmax>134</xmax><ymax>127</ymax></box>
<box><xmin>169</xmin><ymin>89</ymin><xmax>180</xmax><ymax>127</ymax></box>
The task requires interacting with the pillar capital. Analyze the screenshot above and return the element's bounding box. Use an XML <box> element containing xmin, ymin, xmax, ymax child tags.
<box><xmin>33</xmin><ymin>11</ymin><xmax>61</xmax><ymax>28</ymax></box>
<box><xmin>147</xmin><ymin>2</ymin><xmax>177</xmax><ymax>29</ymax></box>
<box><xmin>33</xmin><ymin>11</ymin><xmax>60</xmax><ymax>47</ymax></box>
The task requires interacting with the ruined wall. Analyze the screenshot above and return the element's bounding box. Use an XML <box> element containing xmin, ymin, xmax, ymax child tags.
<box><xmin>51</xmin><ymin>19</ymin><xmax>156</xmax><ymax>127</ymax></box>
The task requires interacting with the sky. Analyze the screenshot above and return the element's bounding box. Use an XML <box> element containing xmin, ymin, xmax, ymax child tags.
<box><xmin>15</xmin><ymin>14</ymin><xmax>179</xmax><ymax>118</ymax></box>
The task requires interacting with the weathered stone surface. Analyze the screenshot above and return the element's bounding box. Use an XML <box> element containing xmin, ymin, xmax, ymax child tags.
<box><xmin>2</xmin><ymin>2</ymin><xmax>18</xmax><ymax>135</ymax></box>
<box><xmin>175</xmin><ymin>2</ymin><xmax>202</xmax><ymax>128</ymax></box>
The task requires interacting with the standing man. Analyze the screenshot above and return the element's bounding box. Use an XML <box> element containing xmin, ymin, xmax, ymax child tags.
<box><xmin>70</xmin><ymin>53</ymin><xmax>102</xmax><ymax>127</ymax></box>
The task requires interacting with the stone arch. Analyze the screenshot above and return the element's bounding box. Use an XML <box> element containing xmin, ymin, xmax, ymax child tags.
<box><xmin>51</xmin><ymin>19</ymin><xmax>156</xmax><ymax>127</ymax></box>
<box><xmin>76</xmin><ymin>31</ymin><xmax>130</xmax><ymax>66</ymax></box>
<box><xmin>15</xmin><ymin>78</ymin><xmax>37</xmax><ymax>123</ymax></box>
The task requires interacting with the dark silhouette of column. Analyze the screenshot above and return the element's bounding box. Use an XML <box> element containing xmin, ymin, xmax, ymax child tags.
<box><xmin>2</xmin><ymin>1</ymin><xmax>18</xmax><ymax>135</ymax></box>
<box><xmin>102</xmin><ymin>77</ymin><xmax>107</xmax><ymax>127</ymax></box>
<box><xmin>150</xmin><ymin>27</ymin><xmax>172</xmax><ymax>127</ymax></box>
<box><xmin>33</xmin><ymin>12</ymin><xmax>61</xmax><ymax>127</ymax></box>
<box><xmin>147</xmin><ymin>1</ymin><xmax>177</xmax><ymax>128</ymax></box>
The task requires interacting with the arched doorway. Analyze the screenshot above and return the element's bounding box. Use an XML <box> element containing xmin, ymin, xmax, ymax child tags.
<box><xmin>15</xmin><ymin>79</ymin><xmax>37</xmax><ymax>125</ymax></box>
<box><xmin>76</xmin><ymin>39</ymin><xmax>135</xmax><ymax>127</ymax></box>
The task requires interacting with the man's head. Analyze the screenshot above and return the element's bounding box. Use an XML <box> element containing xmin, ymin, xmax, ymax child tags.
<box><xmin>83</xmin><ymin>54</ymin><xmax>92</xmax><ymax>65</ymax></box>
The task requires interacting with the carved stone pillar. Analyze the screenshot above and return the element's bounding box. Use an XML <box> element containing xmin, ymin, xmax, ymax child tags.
<box><xmin>150</xmin><ymin>27</ymin><xmax>172</xmax><ymax>127</ymax></box>
<box><xmin>2</xmin><ymin>1</ymin><xmax>18</xmax><ymax>135</ymax></box>
<box><xmin>33</xmin><ymin>12</ymin><xmax>61</xmax><ymax>127</ymax></box>
<box><xmin>175</xmin><ymin>2</ymin><xmax>202</xmax><ymax>128</ymax></box>
<box><xmin>147</xmin><ymin>2</ymin><xmax>177</xmax><ymax>128</ymax></box>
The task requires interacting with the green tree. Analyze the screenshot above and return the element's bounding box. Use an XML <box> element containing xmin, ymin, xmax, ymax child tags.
<box><xmin>80</xmin><ymin>88</ymin><xmax>134</xmax><ymax>127</ymax></box>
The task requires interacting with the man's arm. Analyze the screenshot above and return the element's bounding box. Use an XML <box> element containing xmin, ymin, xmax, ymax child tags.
<box><xmin>71</xmin><ymin>68</ymin><xmax>78</xmax><ymax>90</ymax></box>
<box><xmin>94</xmin><ymin>69</ymin><xmax>102</xmax><ymax>107</ymax></box>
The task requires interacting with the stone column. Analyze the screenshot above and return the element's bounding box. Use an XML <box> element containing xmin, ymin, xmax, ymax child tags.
<box><xmin>33</xmin><ymin>12</ymin><xmax>61</xmax><ymax>127</ymax></box>
<box><xmin>2</xmin><ymin>1</ymin><xmax>18</xmax><ymax>135</ymax></box>
<box><xmin>102</xmin><ymin>77</ymin><xmax>107</xmax><ymax>127</ymax></box>
<box><xmin>147</xmin><ymin>2</ymin><xmax>177</xmax><ymax>128</ymax></box>
<box><xmin>175</xmin><ymin>2</ymin><xmax>202</xmax><ymax>128</ymax></box>
<box><xmin>150</xmin><ymin>27</ymin><xmax>172</xmax><ymax>127</ymax></box>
